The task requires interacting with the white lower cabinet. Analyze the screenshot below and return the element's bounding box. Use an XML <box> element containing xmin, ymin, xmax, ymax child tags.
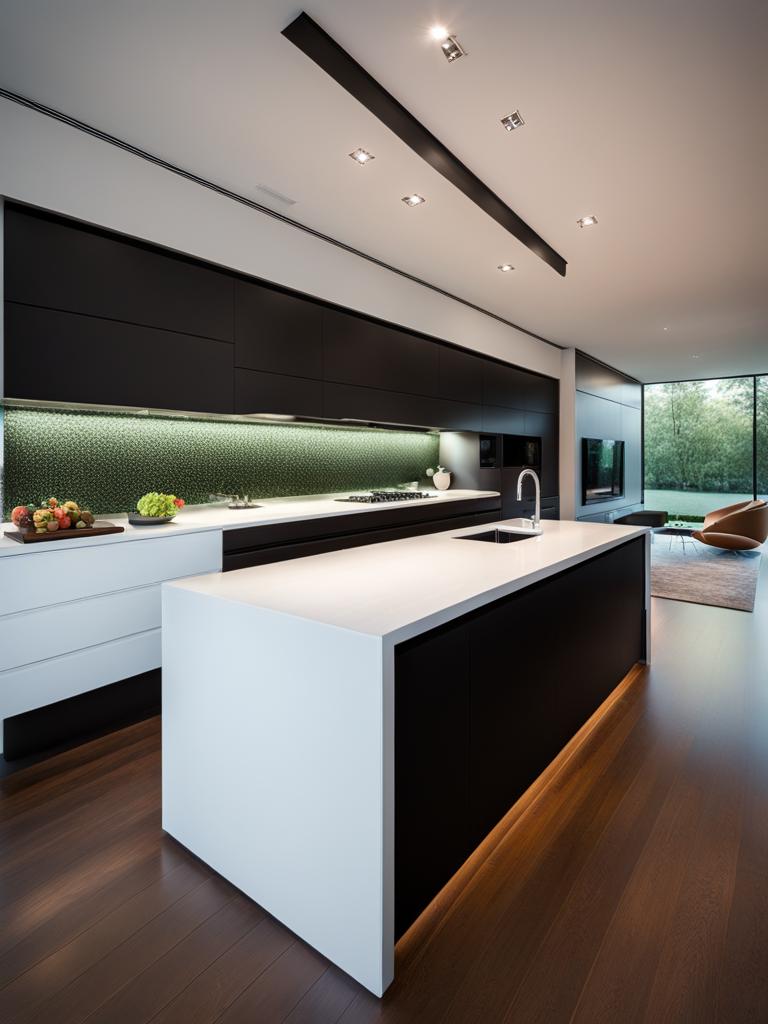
<box><xmin>0</xmin><ymin>530</ymin><xmax>222</xmax><ymax>754</ymax></box>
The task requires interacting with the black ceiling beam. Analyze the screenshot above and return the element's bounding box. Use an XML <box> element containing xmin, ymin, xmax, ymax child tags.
<box><xmin>282</xmin><ymin>12</ymin><xmax>567</xmax><ymax>277</ymax></box>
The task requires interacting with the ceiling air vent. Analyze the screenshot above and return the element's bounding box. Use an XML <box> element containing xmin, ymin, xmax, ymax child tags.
<box><xmin>253</xmin><ymin>183</ymin><xmax>297</xmax><ymax>207</ymax></box>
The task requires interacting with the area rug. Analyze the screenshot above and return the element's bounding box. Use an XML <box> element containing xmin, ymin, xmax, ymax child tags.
<box><xmin>650</xmin><ymin>537</ymin><xmax>762</xmax><ymax>612</ymax></box>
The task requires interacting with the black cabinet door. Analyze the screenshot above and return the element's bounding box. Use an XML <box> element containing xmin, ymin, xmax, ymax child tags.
<box><xmin>5</xmin><ymin>304</ymin><xmax>234</xmax><ymax>413</ymax></box>
<box><xmin>234</xmin><ymin>368</ymin><xmax>323</xmax><ymax>418</ymax></box>
<box><xmin>482</xmin><ymin>360</ymin><xmax>557</xmax><ymax>413</ymax></box>
<box><xmin>323</xmin><ymin>382</ymin><xmax>481</xmax><ymax>431</ymax></box>
<box><xmin>438</xmin><ymin>346</ymin><xmax>484</xmax><ymax>405</ymax></box>
<box><xmin>4</xmin><ymin>206</ymin><xmax>234</xmax><ymax>342</ymax></box>
<box><xmin>468</xmin><ymin>538</ymin><xmax>644</xmax><ymax>844</ymax></box>
<box><xmin>234</xmin><ymin>280</ymin><xmax>323</xmax><ymax>378</ymax></box>
<box><xmin>323</xmin><ymin>308</ymin><xmax>439</xmax><ymax>396</ymax></box>
<box><xmin>482</xmin><ymin>361</ymin><xmax>528</xmax><ymax>409</ymax></box>
<box><xmin>524</xmin><ymin>412</ymin><xmax>558</xmax><ymax>498</ymax></box>
<box><xmin>481</xmin><ymin>405</ymin><xmax>525</xmax><ymax>434</ymax></box>
<box><xmin>395</xmin><ymin>622</ymin><xmax>472</xmax><ymax>938</ymax></box>
<box><xmin>469</xmin><ymin>581</ymin><xmax>567</xmax><ymax>843</ymax></box>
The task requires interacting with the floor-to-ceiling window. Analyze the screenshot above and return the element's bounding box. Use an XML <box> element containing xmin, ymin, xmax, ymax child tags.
<box><xmin>758</xmin><ymin>375</ymin><xmax>768</xmax><ymax>502</ymax></box>
<box><xmin>644</xmin><ymin>375</ymin><xmax>763</xmax><ymax>524</ymax></box>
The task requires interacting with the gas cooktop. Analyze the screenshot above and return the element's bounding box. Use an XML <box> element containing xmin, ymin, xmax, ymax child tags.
<box><xmin>336</xmin><ymin>490</ymin><xmax>435</xmax><ymax>504</ymax></box>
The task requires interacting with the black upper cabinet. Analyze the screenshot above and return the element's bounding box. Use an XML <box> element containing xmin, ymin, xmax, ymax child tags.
<box><xmin>524</xmin><ymin>412</ymin><xmax>558</xmax><ymax>497</ymax></box>
<box><xmin>4</xmin><ymin>206</ymin><xmax>234</xmax><ymax>342</ymax></box>
<box><xmin>323</xmin><ymin>308</ymin><xmax>439</xmax><ymax>396</ymax></box>
<box><xmin>323</xmin><ymin>382</ymin><xmax>481</xmax><ymax>431</ymax></box>
<box><xmin>437</xmin><ymin>347</ymin><xmax>484</xmax><ymax>405</ymax></box>
<box><xmin>576</xmin><ymin>351</ymin><xmax>640</xmax><ymax>409</ymax></box>
<box><xmin>482</xmin><ymin>361</ymin><xmax>526</xmax><ymax>409</ymax></box>
<box><xmin>234</xmin><ymin>281</ymin><xmax>322</xmax><ymax>378</ymax></box>
<box><xmin>234</xmin><ymin>368</ymin><xmax>323</xmax><ymax>419</ymax></box>
<box><xmin>4</xmin><ymin>204</ymin><xmax>561</xmax><ymax>435</ymax></box>
<box><xmin>5</xmin><ymin>304</ymin><xmax>234</xmax><ymax>413</ymax></box>
<box><xmin>481</xmin><ymin>405</ymin><xmax>525</xmax><ymax>434</ymax></box>
<box><xmin>482</xmin><ymin>360</ymin><xmax>557</xmax><ymax>414</ymax></box>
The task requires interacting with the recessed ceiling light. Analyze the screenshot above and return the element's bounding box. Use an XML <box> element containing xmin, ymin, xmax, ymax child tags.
<box><xmin>497</xmin><ymin>263</ymin><xmax>515</xmax><ymax>272</ymax></box>
<box><xmin>577</xmin><ymin>215</ymin><xmax>598</xmax><ymax>228</ymax></box>
<box><xmin>439</xmin><ymin>35</ymin><xmax>466</xmax><ymax>62</ymax></box>
<box><xmin>402</xmin><ymin>194</ymin><xmax>426</xmax><ymax>207</ymax></box>
<box><xmin>663</xmin><ymin>326</ymin><xmax>669</xmax><ymax>331</ymax></box>
<box><xmin>500</xmin><ymin>110</ymin><xmax>525</xmax><ymax>131</ymax></box>
<box><xmin>349</xmin><ymin>148</ymin><xmax>374</xmax><ymax>165</ymax></box>
<box><xmin>429</xmin><ymin>24</ymin><xmax>449</xmax><ymax>41</ymax></box>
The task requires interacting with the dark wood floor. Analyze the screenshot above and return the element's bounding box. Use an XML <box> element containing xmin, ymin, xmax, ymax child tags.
<box><xmin>2</xmin><ymin>563</ymin><xmax>767</xmax><ymax>1024</ymax></box>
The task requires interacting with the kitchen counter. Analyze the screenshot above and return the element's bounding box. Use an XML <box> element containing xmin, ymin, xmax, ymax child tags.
<box><xmin>168</xmin><ymin>518</ymin><xmax>648</xmax><ymax>644</ymax></box>
<box><xmin>0</xmin><ymin>488</ymin><xmax>498</xmax><ymax>557</ymax></box>
<box><xmin>162</xmin><ymin>519</ymin><xmax>651</xmax><ymax>996</ymax></box>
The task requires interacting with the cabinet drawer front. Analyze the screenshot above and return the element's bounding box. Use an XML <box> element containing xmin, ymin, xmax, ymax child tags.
<box><xmin>0</xmin><ymin>531</ymin><xmax>222</xmax><ymax>616</ymax></box>
<box><xmin>0</xmin><ymin>585</ymin><xmax>161</xmax><ymax>672</ymax></box>
<box><xmin>0</xmin><ymin>629</ymin><xmax>161</xmax><ymax>726</ymax></box>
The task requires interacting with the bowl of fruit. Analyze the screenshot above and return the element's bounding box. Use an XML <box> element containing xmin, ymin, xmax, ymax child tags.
<box><xmin>128</xmin><ymin>492</ymin><xmax>185</xmax><ymax>526</ymax></box>
<box><xmin>10</xmin><ymin>498</ymin><xmax>96</xmax><ymax>537</ymax></box>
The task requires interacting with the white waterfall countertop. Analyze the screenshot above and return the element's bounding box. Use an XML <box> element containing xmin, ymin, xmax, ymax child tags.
<box><xmin>165</xmin><ymin>517</ymin><xmax>648</xmax><ymax>644</ymax></box>
<box><xmin>161</xmin><ymin>517</ymin><xmax>651</xmax><ymax>998</ymax></box>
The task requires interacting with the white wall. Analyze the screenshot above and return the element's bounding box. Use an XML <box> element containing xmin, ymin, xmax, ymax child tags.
<box><xmin>0</xmin><ymin>98</ymin><xmax>560</xmax><ymax>379</ymax></box>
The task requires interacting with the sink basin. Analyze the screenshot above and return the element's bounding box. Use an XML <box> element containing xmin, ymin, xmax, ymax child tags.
<box><xmin>458</xmin><ymin>529</ymin><xmax>539</xmax><ymax>544</ymax></box>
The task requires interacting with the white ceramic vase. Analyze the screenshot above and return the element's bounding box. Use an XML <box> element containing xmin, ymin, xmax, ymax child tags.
<box><xmin>433</xmin><ymin>471</ymin><xmax>451</xmax><ymax>491</ymax></box>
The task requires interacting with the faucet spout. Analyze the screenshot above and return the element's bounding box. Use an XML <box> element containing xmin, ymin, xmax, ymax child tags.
<box><xmin>516</xmin><ymin>468</ymin><xmax>541</xmax><ymax>528</ymax></box>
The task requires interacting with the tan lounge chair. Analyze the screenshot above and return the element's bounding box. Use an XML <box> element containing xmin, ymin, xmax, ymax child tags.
<box><xmin>692</xmin><ymin>499</ymin><xmax>768</xmax><ymax>551</ymax></box>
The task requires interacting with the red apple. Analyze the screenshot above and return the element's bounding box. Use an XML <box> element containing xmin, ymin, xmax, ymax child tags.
<box><xmin>11</xmin><ymin>506</ymin><xmax>31</xmax><ymax>528</ymax></box>
<box><xmin>58</xmin><ymin>515</ymin><xmax>72</xmax><ymax>530</ymax></box>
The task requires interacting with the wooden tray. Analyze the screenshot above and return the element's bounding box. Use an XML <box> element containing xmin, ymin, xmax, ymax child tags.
<box><xmin>4</xmin><ymin>521</ymin><xmax>125</xmax><ymax>544</ymax></box>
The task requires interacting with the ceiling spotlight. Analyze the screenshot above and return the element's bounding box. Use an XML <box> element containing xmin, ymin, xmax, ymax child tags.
<box><xmin>402</xmin><ymin>194</ymin><xmax>426</xmax><ymax>207</ymax></box>
<box><xmin>429</xmin><ymin>24</ymin><xmax>449</xmax><ymax>41</ymax></box>
<box><xmin>497</xmin><ymin>263</ymin><xmax>515</xmax><ymax>272</ymax></box>
<box><xmin>349</xmin><ymin>148</ymin><xmax>374</xmax><ymax>165</ymax></box>
<box><xmin>439</xmin><ymin>35</ymin><xmax>466</xmax><ymax>62</ymax></box>
<box><xmin>500</xmin><ymin>110</ymin><xmax>525</xmax><ymax>131</ymax></box>
<box><xmin>577</xmin><ymin>215</ymin><xmax>598</xmax><ymax>228</ymax></box>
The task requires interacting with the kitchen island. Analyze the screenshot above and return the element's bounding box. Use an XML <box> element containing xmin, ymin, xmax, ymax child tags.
<box><xmin>162</xmin><ymin>518</ymin><xmax>650</xmax><ymax>995</ymax></box>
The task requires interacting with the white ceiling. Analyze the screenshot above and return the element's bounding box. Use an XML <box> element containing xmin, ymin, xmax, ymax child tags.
<box><xmin>1</xmin><ymin>0</ymin><xmax>766</xmax><ymax>382</ymax></box>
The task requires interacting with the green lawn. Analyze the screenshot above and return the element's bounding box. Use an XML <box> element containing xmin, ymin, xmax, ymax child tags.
<box><xmin>644</xmin><ymin>489</ymin><xmax>754</xmax><ymax>520</ymax></box>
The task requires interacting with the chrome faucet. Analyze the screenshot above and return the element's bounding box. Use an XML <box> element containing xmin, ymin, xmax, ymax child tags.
<box><xmin>516</xmin><ymin>468</ymin><xmax>541</xmax><ymax>529</ymax></box>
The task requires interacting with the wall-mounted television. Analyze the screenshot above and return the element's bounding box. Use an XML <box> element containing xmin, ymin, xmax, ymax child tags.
<box><xmin>582</xmin><ymin>438</ymin><xmax>625</xmax><ymax>505</ymax></box>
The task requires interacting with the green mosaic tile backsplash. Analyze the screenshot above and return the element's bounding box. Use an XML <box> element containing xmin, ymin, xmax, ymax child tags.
<box><xmin>3</xmin><ymin>409</ymin><xmax>440</xmax><ymax>518</ymax></box>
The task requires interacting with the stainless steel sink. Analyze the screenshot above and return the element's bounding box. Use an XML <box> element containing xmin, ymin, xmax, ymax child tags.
<box><xmin>458</xmin><ymin>529</ymin><xmax>538</xmax><ymax>544</ymax></box>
